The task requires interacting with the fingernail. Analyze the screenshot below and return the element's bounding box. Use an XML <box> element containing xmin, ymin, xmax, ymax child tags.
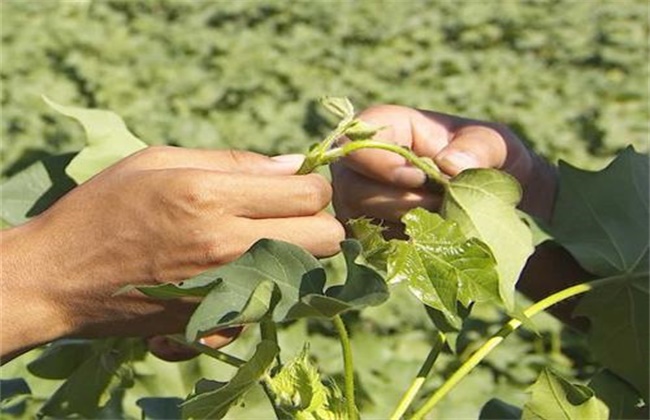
<box><xmin>437</xmin><ymin>151</ymin><xmax>479</xmax><ymax>173</ymax></box>
<box><xmin>393</xmin><ymin>166</ymin><xmax>427</xmax><ymax>187</ymax></box>
<box><xmin>271</xmin><ymin>153</ymin><xmax>305</xmax><ymax>166</ymax></box>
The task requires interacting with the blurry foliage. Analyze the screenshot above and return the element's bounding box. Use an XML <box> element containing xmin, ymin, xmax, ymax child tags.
<box><xmin>1</xmin><ymin>1</ymin><xmax>648</xmax><ymax>418</ymax></box>
<box><xmin>1</xmin><ymin>0</ymin><xmax>648</xmax><ymax>177</ymax></box>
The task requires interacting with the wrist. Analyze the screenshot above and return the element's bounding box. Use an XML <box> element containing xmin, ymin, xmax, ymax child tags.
<box><xmin>1</xmin><ymin>218</ymin><xmax>71</xmax><ymax>361</ymax></box>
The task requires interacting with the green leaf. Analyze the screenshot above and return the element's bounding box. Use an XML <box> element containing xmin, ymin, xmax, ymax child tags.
<box><xmin>522</xmin><ymin>369</ymin><xmax>609</xmax><ymax>420</ymax></box>
<box><xmin>0</xmin><ymin>378</ymin><xmax>31</xmax><ymax>403</ymax></box>
<box><xmin>442</xmin><ymin>168</ymin><xmax>534</xmax><ymax>310</ymax></box>
<box><xmin>181</xmin><ymin>340</ymin><xmax>279</xmax><ymax>420</ymax></box>
<box><xmin>0</xmin><ymin>153</ymin><xmax>76</xmax><ymax>226</ymax></box>
<box><xmin>589</xmin><ymin>369</ymin><xmax>649</xmax><ymax>420</ymax></box>
<box><xmin>120</xmin><ymin>270</ymin><xmax>223</xmax><ymax>300</ymax></box>
<box><xmin>574</xmin><ymin>274</ymin><xmax>649</xmax><ymax>400</ymax></box>
<box><xmin>387</xmin><ymin>208</ymin><xmax>500</xmax><ymax>329</ymax></box>
<box><xmin>137</xmin><ymin>397</ymin><xmax>183</xmax><ymax>420</ymax></box>
<box><xmin>184</xmin><ymin>239</ymin><xmax>387</xmax><ymax>341</ymax></box>
<box><xmin>35</xmin><ymin>338</ymin><xmax>146</xmax><ymax>418</ymax></box>
<box><xmin>551</xmin><ymin>146</ymin><xmax>649</xmax><ymax>276</ymax></box>
<box><xmin>268</xmin><ymin>344</ymin><xmax>346</xmax><ymax>419</ymax></box>
<box><xmin>347</xmin><ymin>217</ymin><xmax>392</xmax><ymax>271</ymax></box>
<box><xmin>186</xmin><ymin>280</ymin><xmax>279</xmax><ymax>342</ymax></box>
<box><xmin>27</xmin><ymin>339</ymin><xmax>94</xmax><ymax>379</ymax></box>
<box><xmin>43</xmin><ymin>96</ymin><xmax>147</xmax><ymax>183</ymax></box>
<box><xmin>479</xmin><ymin>398</ymin><xmax>522</xmax><ymax>419</ymax></box>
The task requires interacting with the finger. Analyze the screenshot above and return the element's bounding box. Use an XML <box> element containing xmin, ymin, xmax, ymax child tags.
<box><xmin>162</xmin><ymin>169</ymin><xmax>333</xmax><ymax>218</ymax></box>
<box><xmin>147</xmin><ymin>336</ymin><xmax>199</xmax><ymax>362</ymax></box>
<box><xmin>340</xmin><ymin>105</ymin><xmax>454</xmax><ymax>188</ymax></box>
<box><xmin>434</xmin><ymin>124</ymin><xmax>532</xmax><ymax>180</ymax></box>
<box><xmin>199</xmin><ymin>326</ymin><xmax>243</xmax><ymax>348</ymax></box>
<box><xmin>332</xmin><ymin>163</ymin><xmax>440</xmax><ymax>223</ymax></box>
<box><xmin>232</xmin><ymin>212</ymin><xmax>345</xmax><ymax>258</ymax></box>
<box><xmin>125</xmin><ymin>146</ymin><xmax>305</xmax><ymax>175</ymax></box>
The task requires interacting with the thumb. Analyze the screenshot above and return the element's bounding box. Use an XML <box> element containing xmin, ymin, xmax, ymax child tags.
<box><xmin>434</xmin><ymin>126</ymin><xmax>507</xmax><ymax>176</ymax></box>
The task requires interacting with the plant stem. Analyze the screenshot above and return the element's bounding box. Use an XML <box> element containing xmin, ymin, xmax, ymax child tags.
<box><xmin>260</xmin><ymin>376</ymin><xmax>287</xmax><ymax>420</ymax></box>
<box><xmin>260</xmin><ymin>320</ymin><xmax>282</xmax><ymax>366</ymax></box>
<box><xmin>166</xmin><ymin>335</ymin><xmax>245</xmax><ymax>368</ymax></box>
<box><xmin>332</xmin><ymin>314</ymin><xmax>358</xmax><ymax>420</ymax></box>
<box><xmin>389</xmin><ymin>331</ymin><xmax>446</xmax><ymax>420</ymax></box>
<box><xmin>410</xmin><ymin>275</ymin><xmax>629</xmax><ymax>420</ymax></box>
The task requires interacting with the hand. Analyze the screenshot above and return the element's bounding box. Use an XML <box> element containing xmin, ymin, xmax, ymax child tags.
<box><xmin>331</xmin><ymin>105</ymin><xmax>557</xmax><ymax>232</ymax></box>
<box><xmin>1</xmin><ymin>146</ymin><xmax>344</xmax><ymax>360</ymax></box>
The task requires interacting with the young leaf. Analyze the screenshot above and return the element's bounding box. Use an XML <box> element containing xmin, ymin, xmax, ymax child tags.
<box><xmin>574</xmin><ymin>274</ymin><xmax>649</xmax><ymax>401</ymax></box>
<box><xmin>522</xmin><ymin>369</ymin><xmax>609</xmax><ymax>420</ymax></box>
<box><xmin>43</xmin><ymin>96</ymin><xmax>148</xmax><ymax>183</ymax></box>
<box><xmin>347</xmin><ymin>217</ymin><xmax>392</xmax><ymax>271</ymax></box>
<box><xmin>267</xmin><ymin>344</ymin><xmax>346</xmax><ymax>419</ymax></box>
<box><xmin>551</xmin><ymin>146</ymin><xmax>649</xmax><ymax>276</ymax></box>
<box><xmin>181</xmin><ymin>340</ymin><xmax>279</xmax><ymax>420</ymax></box>
<box><xmin>320</xmin><ymin>96</ymin><xmax>355</xmax><ymax>121</ymax></box>
<box><xmin>387</xmin><ymin>208</ymin><xmax>500</xmax><ymax>329</ymax></box>
<box><xmin>442</xmin><ymin>168</ymin><xmax>533</xmax><ymax>309</ymax></box>
<box><xmin>0</xmin><ymin>153</ymin><xmax>76</xmax><ymax>226</ymax></box>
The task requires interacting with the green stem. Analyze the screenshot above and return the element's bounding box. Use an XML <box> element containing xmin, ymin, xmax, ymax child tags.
<box><xmin>260</xmin><ymin>376</ymin><xmax>287</xmax><ymax>420</ymax></box>
<box><xmin>332</xmin><ymin>315</ymin><xmax>358</xmax><ymax>420</ymax></box>
<box><xmin>297</xmin><ymin>119</ymin><xmax>353</xmax><ymax>175</ymax></box>
<box><xmin>166</xmin><ymin>335</ymin><xmax>245</xmax><ymax>368</ymax></box>
<box><xmin>389</xmin><ymin>331</ymin><xmax>446</xmax><ymax>420</ymax></box>
<box><xmin>409</xmin><ymin>275</ymin><xmax>630</xmax><ymax>420</ymax></box>
<box><xmin>260</xmin><ymin>320</ymin><xmax>282</xmax><ymax>366</ymax></box>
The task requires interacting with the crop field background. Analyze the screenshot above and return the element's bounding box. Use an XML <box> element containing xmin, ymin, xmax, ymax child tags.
<box><xmin>1</xmin><ymin>0</ymin><xmax>648</xmax><ymax>419</ymax></box>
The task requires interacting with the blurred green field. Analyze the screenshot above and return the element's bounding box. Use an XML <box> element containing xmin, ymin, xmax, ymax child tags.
<box><xmin>1</xmin><ymin>0</ymin><xmax>648</xmax><ymax>419</ymax></box>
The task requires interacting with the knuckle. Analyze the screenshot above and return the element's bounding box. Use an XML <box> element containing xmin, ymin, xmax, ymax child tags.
<box><xmin>300</xmin><ymin>175</ymin><xmax>332</xmax><ymax>210</ymax></box>
<box><xmin>195</xmin><ymin>234</ymin><xmax>231</xmax><ymax>267</ymax></box>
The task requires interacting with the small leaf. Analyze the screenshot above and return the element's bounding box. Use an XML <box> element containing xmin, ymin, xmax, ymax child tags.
<box><xmin>574</xmin><ymin>274</ymin><xmax>649</xmax><ymax>400</ymax></box>
<box><xmin>320</xmin><ymin>96</ymin><xmax>355</xmax><ymax>120</ymax></box>
<box><xmin>0</xmin><ymin>153</ymin><xmax>76</xmax><ymax>225</ymax></box>
<box><xmin>181</xmin><ymin>340</ymin><xmax>279</xmax><ymax>419</ymax></box>
<box><xmin>344</xmin><ymin>119</ymin><xmax>383</xmax><ymax>141</ymax></box>
<box><xmin>267</xmin><ymin>344</ymin><xmax>346</xmax><ymax>419</ymax></box>
<box><xmin>137</xmin><ymin>397</ymin><xmax>183</xmax><ymax>420</ymax></box>
<box><xmin>522</xmin><ymin>369</ymin><xmax>609</xmax><ymax>420</ymax></box>
<box><xmin>43</xmin><ymin>96</ymin><xmax>148</xmax><ymax>183</ymax></box>
<box><xmin>551</xmin><ymin>146</ymin><xmax>649</xmax><ymax>276</ymax></box>
<box><xmin>442</xmin><ymin>168</ymin><xmax>533</xmax><ymax>309</ymax></box>
<box><xmin>347</xmin><ymin>217</ymin><xmax>392</xmax><ymax>271</ymax></box>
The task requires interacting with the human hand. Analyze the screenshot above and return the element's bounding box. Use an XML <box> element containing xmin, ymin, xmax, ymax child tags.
<box><xmin>1</xmin><ymin>146</ymin><xmax>344</xmax><ymax>360</ymax></box>
<box><xmin>331</xmin><ymin>105</ymin><xmax>557</xmax><ymax>233</ymax></box>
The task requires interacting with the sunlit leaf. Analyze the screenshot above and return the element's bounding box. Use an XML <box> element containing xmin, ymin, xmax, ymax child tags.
<box><xmin>43</xmin><ymin>96</ymin><xmax>147</xmax><ymax>183</ymax></box>
<box><xmin>522</xmin><ymin>369</ymin><xmax>608</xmax><ymax>420</ymax></box>
<box><xmin>442</xmin><ymin>169</ymin><xmax>533</xmax><ymax>309</ymax></box>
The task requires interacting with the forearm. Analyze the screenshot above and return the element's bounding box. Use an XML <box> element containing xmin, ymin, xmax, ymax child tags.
<box><xmin>0</xmin><ymin>220</ymin><xmax>69</xmax><ymax>362</ymax></box>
